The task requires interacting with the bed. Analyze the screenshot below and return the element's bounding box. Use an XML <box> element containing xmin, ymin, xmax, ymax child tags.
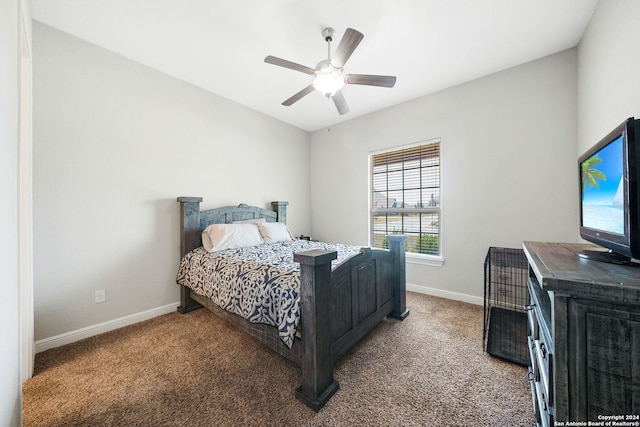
<box><xmin>176</xmin><ymin>197</ymin><xmax>409</xmax><ymax>411</ymax></box>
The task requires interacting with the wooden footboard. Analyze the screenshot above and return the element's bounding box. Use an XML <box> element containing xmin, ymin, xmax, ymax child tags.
<box><xmin>294</xmin><ymin>235</ymin><xmax>408</xmax><ymax>410</ymax></box>
<box><xmin>176</xmin><ymin>197</ymin><xmax>408</xmax><ymax>411</ymax></box>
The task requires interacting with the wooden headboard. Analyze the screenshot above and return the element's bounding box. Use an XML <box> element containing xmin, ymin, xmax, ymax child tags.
<box><xmin>177</xmin><ymin>197</ymin><xmax>289</xmax><ymax>257</ymax></box>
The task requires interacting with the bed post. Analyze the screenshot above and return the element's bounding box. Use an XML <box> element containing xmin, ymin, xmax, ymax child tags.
<box><xmin>293</xmin><ymin>249</ymin><xmax>339</xmax><ymax>412</ymax></box>
<box><xmin>271</xmin><ymin>201</ymin><xmax>288</xmax><ymax>223</ymax></box>
<box><xmin>386</xmin><ymin>234</ymin><xmax>410</xmax><ymax>320</ymax></box>
<box><xmin>177</xmin><ymin>197</ymin><xmax>204</xmax><ymax>314</ymax></box>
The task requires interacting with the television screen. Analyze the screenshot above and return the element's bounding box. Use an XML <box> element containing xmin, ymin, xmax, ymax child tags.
<box><xmin>580</xmin><ymin>134</ymin><xmax>625</xmax><ymax>236</ymax></box>
<box><xmin>578</xmin><ymin>117</ymin><xmax>640</xmax><ymax>263</ymax></box>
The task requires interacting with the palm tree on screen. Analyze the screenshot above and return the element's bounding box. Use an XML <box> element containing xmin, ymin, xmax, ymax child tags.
<box><xmin>582</xmin><ymin>155</ymin><xmax>606</xmax><ymax>191</ymax></box>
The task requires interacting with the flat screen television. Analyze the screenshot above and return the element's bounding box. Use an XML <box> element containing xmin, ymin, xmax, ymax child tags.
<box><xmin>579</xmin><ymin>117</ymin><xmax>640</xmax><ymax>264</ymax></box>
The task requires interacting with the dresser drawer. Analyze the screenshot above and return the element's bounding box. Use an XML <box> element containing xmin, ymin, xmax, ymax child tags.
<box><xmin>534</xmin><ymin>379</ymin><xmax>552</xmax><ymax>427</ymax></box>
<box><xmin>529</xmin><ymin>335</ymin><xmax>554</xmax><ymax>427</ymax></box>
<box><xmin>533</xmin><ymin>338</ymin><xmax>552</xmax><ymax>404</ymax></box>
<box><xmin>527</xmin><ymin>279</ymin><xmax>554</xmax><ymax>426</ymax></box>
<box><xmin>528</xmin><ymin>367</ymin><xmax>542</xmax><ymax>426</ymax></box>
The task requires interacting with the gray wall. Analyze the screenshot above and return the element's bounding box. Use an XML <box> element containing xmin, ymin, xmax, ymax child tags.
<box><xmin>577</xmin><ymin>0</ymin><xmax>640</xmax><ymax>154</ymax></box>
<box><xmin>1</xmin><ymin>0</ymin><xmax>24</xmax><ymax>424</ymax></box>
<box><xmin>309</xmin><ymin>49</ymin><xmax>579</xmax><ymax>302</ymax></box>
<box><xmin>33</xmin><ymin>22</ymin><xmax>311</xmax><ymax>341</ymax></box>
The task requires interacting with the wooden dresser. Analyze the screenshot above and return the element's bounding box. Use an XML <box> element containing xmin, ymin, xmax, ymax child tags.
<box><xmin>523</xmin><ymin>241</ymin><xmax>640</xmax><ymax>426</ymax></box>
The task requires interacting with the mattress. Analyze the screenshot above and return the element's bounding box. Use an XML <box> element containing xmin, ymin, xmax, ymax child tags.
<box><xmin>176</xmin><ymin>240</ymin><xmax>363</xmax><ymax>348</ymax></box>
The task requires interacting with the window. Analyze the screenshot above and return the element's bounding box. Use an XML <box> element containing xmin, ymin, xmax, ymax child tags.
<box><xmin>370</xmin><ymin>140</ymin><xmax>441</xmax><ymax>257</ymax></box>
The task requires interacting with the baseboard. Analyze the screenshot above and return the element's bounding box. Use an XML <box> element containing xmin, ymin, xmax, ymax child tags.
<box><xmin>407</xmin><ymin>283</ymin><xmax>483</xmax><ymax>306</ymax></box>
<box><xmin>35</xmin><ymin>302</ymin><xmax>179</xmax><ymax>354</ymax></box>
<box><xmin>35</xmin><ymin>286</ymin><xmax>479</xmax><ymax>353</ymax></box>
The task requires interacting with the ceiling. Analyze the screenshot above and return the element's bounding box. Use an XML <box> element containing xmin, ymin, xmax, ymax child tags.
<box><xmin>30</xmin><ymin>0</ymin><xmax>599</xmax><ymax>132</ymax></box>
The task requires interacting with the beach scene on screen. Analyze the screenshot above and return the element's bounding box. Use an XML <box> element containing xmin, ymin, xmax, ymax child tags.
<box><xmin>581</xmin><ymin>135</ymin><xmax>625</xmax><ymax>235</ymax></box>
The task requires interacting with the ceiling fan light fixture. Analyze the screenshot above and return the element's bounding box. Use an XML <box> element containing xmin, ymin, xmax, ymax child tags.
<box><xmin>313</xmin><ymin>63</ymin><xmax>344</xmax><ymax>97</ymax></box>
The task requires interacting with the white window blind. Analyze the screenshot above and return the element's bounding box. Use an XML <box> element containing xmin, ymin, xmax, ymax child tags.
<box><xmin>370</xmin><ymin>141</ymin><xmax>441</xmax><ymax>255</ymax></box>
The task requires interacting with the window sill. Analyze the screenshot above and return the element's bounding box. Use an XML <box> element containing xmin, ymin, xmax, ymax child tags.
<box><xmin>406</xmin><ymin>252</ymin><xmax>444</xmax><ymax>267</ymax></box>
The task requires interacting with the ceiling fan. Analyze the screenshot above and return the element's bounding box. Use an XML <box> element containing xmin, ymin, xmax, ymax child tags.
<box><xmin>264</xmin><ymin>27</ymin><xmax>396</xmax><ymax>115</ymax></box>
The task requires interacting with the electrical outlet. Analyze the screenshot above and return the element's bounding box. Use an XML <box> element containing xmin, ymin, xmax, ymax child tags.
<box><xmin>95</xmin><ymin>289</ymin><xmax>106</xmax><ymax>304</ymax></box>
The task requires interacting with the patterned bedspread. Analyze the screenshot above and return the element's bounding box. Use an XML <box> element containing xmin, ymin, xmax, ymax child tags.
<box><xmin>176</xmin><ymin>240</ymin><xmax>363</xmax><ymax>348</ymax></box>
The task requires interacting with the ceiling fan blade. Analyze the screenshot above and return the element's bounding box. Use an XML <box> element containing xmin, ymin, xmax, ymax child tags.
<box><xmin>264</xmin><ymin>55</ymin><xmax>315</xmax><ymax>75</ymax></box>
<box><xmin>282</xmin><ymin>85</ymin><xmax>315</xmax><ymax>106</ymax></box>
<box><xmin>332</xmin><ymin>90</ymin><xmax>350</xmax><ymax>115</ymax></box>
<box><xmin>331</xmin><ymin>28</ymin><xmax>364</xmax><ymax>68</ymax></box>
<box><xmin>345</xmin><ymin>74</ymin><xmax>397</xmax><ymax>88</ymax></box>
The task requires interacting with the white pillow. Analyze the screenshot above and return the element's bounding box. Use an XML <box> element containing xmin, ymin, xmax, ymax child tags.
<box><xmin>231</xmin><ymin>217</ymin><xmax>266</xmax><ymax>224</ymax></box>
<box><xmin>257</xmin><ymin>222</ymin><xmax>293</xmax><ymax>243</ymax></box>
<box><xmin>201</xmin><ymin>223</ymin><xmax>264</xmax><ymax>252</ymax></box>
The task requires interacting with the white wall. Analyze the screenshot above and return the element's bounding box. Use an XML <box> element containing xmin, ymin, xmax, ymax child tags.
<box><xmin>310</xmin><ymin>49</ymin><xmax>579</xmax><ymax>302</ymax></box>
<box><xmin>577</xmin><ymin>0</ymin><xmax>640</xmax><ymax>154</ymax></box>
<box><xmin>32</xmin><ymin>22</ymin><xmax>311</xmax><ymax>342</ymax></box>
<box><xmin>1</xmin><ymin>0</ymin><xmax>24</xmax><ymax>424</ymax></box>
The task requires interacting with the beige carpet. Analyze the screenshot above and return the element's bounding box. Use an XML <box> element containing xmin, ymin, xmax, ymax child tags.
<box><xmin>23</xmin><ymin>292</ymin><xmax>535</xmax><ymax>426</ymax></box>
